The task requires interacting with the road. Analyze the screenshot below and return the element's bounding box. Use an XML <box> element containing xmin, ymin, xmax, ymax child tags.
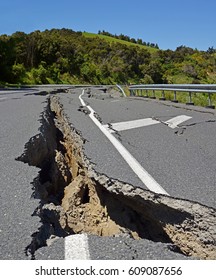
<box><xmin>61</xmin><ymin>87</ymin><xmax>216</xmax><ymax>208</ymax></box>
<box><xmin>0</xmin><ymin>89</ymin><xmax>47</xmax><ymax>259</ymax></box>
<box><xmin>0</xmin><ymin>86</ymin><xmax>215</xmax><ymax>260</ymax></box>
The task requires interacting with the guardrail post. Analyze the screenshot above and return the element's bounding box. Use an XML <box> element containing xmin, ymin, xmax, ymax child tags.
<box><xmin>140</xmin><ymin>89</ymin><xmax>142</xmax><ymax>96</ymax></box>
<box><xmin>206</xmin><ymin>93</ymin><xmax>215</xmax><ymax>109</ymax></box>
<box><xmin>159</xmin><ymin>90</ymin><xmax>166</xmax><ymax>101</ymax></box>
<box><xmin>130</xmin><ymin>89</ymin><xmax>135</xmax><ymax>96</ymax></box>
<box><xmin>150</xmin><ymin>89</ymin><xmax>156</xmax><ymax>99</ymax></box>
<box><xmin>186</xmin><ymin>92</ymin><xmax>194</xmax><ymax>105</ymax></box>
<box><xmin>172</xmin><ymin>91</ymin><xmax>178</xmax><ymax>103</ymax></box>
<box><xmin>143</xmin><ymin>89</ymin><xmax>148</xmax><ymax>98</ymax></box>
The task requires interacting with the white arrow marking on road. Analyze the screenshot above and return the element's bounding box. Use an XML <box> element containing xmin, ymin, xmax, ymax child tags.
<box><xmin>79</xmin><ymin>90</ymin><xmax>169</xmax><ymax>196</ymax></box>
<box><xmin>103</xmin><ymin>115</ymin><xmax>192</xmax><ymax>132</ymax></box>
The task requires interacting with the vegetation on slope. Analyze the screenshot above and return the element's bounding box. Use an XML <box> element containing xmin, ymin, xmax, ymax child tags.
<box><xmin>0</xmin><ymin>28</ymin><xmax>216</xmax><ymax>86</ymax></box>
<box><xmin>83</xmin><ymin>31</ymin><xmax>158</xmax><ymax>53</ymax></box>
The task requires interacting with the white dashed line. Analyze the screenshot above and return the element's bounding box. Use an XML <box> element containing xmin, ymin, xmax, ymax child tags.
<box><xmin>164</xmin><ymin>115</ymin><xmax>192</xmax><ymax>129</ymax></box>
<box><xmin>65</xmin><ymin>234</ymin><xmax>90</xmax><ymax>260</ymax></box>
<box><xmin>104</xmin><ymin>118</ymin><xmax>160</xmax><ymax>132</ymax></box>
<box><xmin>103</xmin><ymin>115</ymin><xmax>192</xmax><ymax>132</ymax></box>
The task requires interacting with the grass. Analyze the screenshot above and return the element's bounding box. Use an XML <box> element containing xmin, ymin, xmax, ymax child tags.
<box><xmin>82</xmin><ymin>32</ymin><xmax>158</xmax><ymax>54</ymax></box>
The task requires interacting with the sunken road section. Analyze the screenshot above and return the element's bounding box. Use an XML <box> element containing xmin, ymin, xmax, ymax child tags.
<box><xmin>16</xmin><ymin>95</ymin><xmax>216</xmax><ymax>260</ymax></box>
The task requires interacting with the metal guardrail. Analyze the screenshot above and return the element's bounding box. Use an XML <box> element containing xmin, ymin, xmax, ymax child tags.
<box><xmin>129</xmin><ymin>84</ymin><xmax>216</xmax><ymax>109</ymax></box>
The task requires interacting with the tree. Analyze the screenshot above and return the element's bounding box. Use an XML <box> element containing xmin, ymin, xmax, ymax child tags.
<box><xmin>182</xmin><ymin>64</ymin><xmax>197</xmax><ymax>78</ymax></box>
<box><xmin>141</xmin><ymin>74</ymin><xmax>154</xmax><ymax>84</ymax></box>
<box><xmin>11</xmin><ymin>63</ymin><xmax>26</xmax><ymax>83</ymax></box>
<box><xmin>0</xmin><ymin>28</ymin><xmax>215</xmax><ymax>85</ymax></box>
<box><xmin>207</xmin><ymin>47</ymin><xmax>216</xmax><ymax>54</ymax></box>
<box><xmin>137</xmin><ymin>38</ymin><xmax>143</xmax><ymax>45</ymax></box>
<box><xmin>26</xmin><ymin>31</ymin><xmax>41</xmax><ymax>68</ymax></box>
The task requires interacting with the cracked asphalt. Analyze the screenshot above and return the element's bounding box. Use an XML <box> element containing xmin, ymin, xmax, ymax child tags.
<box><xmin>87</xmin><ymin>235</ymin><xmax>190</xmax><ymax>260</ymax></box>
<box><xmin>0</xmin><ymin>86</ymin><xmax>215</xmax><ymax>260</ymax></box>
<box><xmin>67</xmin><ymin>88</ymin><xmax>215</xmax><ymax>209</ymax></box>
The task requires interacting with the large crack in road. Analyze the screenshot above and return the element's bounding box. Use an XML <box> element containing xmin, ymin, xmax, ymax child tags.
<box><xmin>16</xmin><ymin>95</ymin><xmax>216</xmax><ymax>260</ymax></box>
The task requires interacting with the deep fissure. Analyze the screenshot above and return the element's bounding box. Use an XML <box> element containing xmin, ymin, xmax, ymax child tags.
<box><xmin>16</xmin><ymin>95</ymin><xmax>216</xmax><ymax>260</ymax></box>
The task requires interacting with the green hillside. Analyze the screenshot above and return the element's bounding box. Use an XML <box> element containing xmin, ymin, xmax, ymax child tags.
<box><xmin>82</xmin><ymin>32</ymin><xmax>158</xmax><ymax>53</ymax></box>
<box><xmin>0</xmin><ymin>28</ymin><xmax>216</xmax><ymax>86</ymax></box>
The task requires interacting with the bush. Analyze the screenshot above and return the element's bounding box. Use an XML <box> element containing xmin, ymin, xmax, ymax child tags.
<box><xmin>11</xmin><ymin>63</ymin><xmax>26</xmax><ymax>83</ymax></box>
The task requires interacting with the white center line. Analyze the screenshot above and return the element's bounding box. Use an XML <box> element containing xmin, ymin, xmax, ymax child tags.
<box><xmin>79</xmin><ymin>90</ymin><xmax>169</xmax><ymax>196</ymax></box>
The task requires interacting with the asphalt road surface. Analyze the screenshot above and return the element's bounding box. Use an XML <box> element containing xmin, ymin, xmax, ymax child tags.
<box><xmin>60</xmin><ymin>87</ymin><xmax>216</xmax><ymax>208</ymax></box>
<box><xmin>0</xmin><ymin>86</ymin><xmax>215</xmax><ymax>260</ymax></box>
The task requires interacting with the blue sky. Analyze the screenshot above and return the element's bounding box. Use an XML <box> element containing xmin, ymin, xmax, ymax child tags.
<box><xmin>0</xmin><ymin>0</ymin><xmax>215</xmax><ymax>51</ymax></box>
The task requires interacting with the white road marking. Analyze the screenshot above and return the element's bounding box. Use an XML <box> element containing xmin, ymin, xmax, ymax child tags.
<box><xmin>65</xmin><ymin>234</ymin><xmax>90</xmax><ymax>260</ymax></box>
<box><xmin>103</xmin><ymin>115</ymin><xmax>192</xmax><ymax>132</ymax></box>
<box><xmin>79</xmin><ymin>90</ymin><xmax>169</xmax><ymax>196</ymax></box>
<box><xmin>164</xmin><ymin>115</ymin><xmax>192</xmax><ymax>129</ymax></box>
<box><xmin>79</xmin><ymin>94</ymin><xmax>86</xmax><ymax>106</ymax></box>
<box><xmin>104</xmin><ymin>118</ymin><xmax>160</xmax><ymax>132</ymax></box>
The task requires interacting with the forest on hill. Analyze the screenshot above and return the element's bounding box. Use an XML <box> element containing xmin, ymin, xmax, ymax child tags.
<box><xmin>0</xmin><ymin>28</ymin><xmax>216</xmax><ymax>85</ymax></box>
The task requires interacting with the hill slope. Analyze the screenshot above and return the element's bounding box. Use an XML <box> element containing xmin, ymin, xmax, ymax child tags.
<box><xmin>0</xmin><ymin>28</ymin><xmax>216</xmax><ymax>85</ymax></box>
<box><xmin>82</xmin><ymin>32</ymin><xmax>158</xmax><ymax>53</ymax></box>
